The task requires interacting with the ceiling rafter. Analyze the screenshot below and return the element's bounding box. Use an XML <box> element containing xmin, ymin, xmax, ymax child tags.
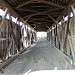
<box><xmin>28</xmin><ymin>18</ymin><xmax>53</xmax><ymax>23</ymax></box>
<box><xmin>37</xmin><ymin>0</ymin><xmax>66</xmax><ymax>9</ymax></box>
<box><xmin>35</xmin><ymin>26</ymin><xmax>49</xmax><ymax>30</ymax></box>
<box><xmin>29</xmin><ymin>22</ymin><xmax>52</xmax><ymax>26</ymax></box>
<box><xmin>16</xmin><ymin>0</ymin><xmax>65</xmax><ymax>9</ymax></box>
<box><xmin>16</xmin><ymin>1</ymin><xmax>33</xmax><ymax>8</ymax></box>
<box><xmin>23</xmin><ymin>8</ymin><xmax>61</xmax><ymax>18</ymax></box>
<box><xmin>30</xmin><ymin>16</ymin><xmax>49</xmax><ymax>20</ymax></box>
<box><xmin>1</xmin><ymin>0</ymin><xmax>73</xmax><ymax>31</ymax></box>
<box><xmin>14</xmin><ymin>8</ymin><xmax>39</xmax><ymax>13</ymax></box>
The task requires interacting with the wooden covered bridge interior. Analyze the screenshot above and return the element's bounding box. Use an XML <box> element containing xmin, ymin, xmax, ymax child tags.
<box><xmin>0</xmin><ymin>0</ymin><xmax>75</xmax><ymax>74</ymax></box>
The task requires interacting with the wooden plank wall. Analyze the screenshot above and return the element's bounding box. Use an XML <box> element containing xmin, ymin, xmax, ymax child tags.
<box><xmin>0</xmin><ymin>19</ymin><xmax>21</xmax><ymax>62</ymax></box>
<box><xmin>47</xmin><ymin>5</ymin><xmax>75</xmax><ymax>61</ymax></box>
<box><xmin>0</xmin><ymin>11</ymin><xmax>36</xmax><ymax>63</ymax></box>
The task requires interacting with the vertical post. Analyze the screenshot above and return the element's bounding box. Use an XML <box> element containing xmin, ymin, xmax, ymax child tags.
<box><xmin>56</xmin><ymin>24</ymin><xmax>61</xmax><ymax>49</ymax></box>
<box><xmin>47</xmin><ymin>31</ymin><xmax>48</xmax><ymax>40</ymax></box>
<box><xmin>49</xmin><ymin>29</ymin><xmax>51</xmax><ymax>43</ymax></box>
<box><xmin>48</xmin><ymin>31</ymin><xmax>50</xmax><ymax>41</ymax></box>
<box><xmin>63</xmin><ymin>6</ymin><xmax>71</xmax><ymax>54</ymax></box>
<box><xmin>27</xmin><ymin>25</ymin><xmax>28</xmax><ymax>47</ymax></box>
<box><xmin>51</xmin><ymin>26</ymin><xmax>53</xmax><ymax>44</ymax></box>
<box><xmin>17</xmin><ymin>18</ymin><xmax>21</xmax><ymax>52</ymax></box>
<box><xmin>70</xmin><ymin>5</ymin><xmax>75</xmax><ymax>61</ymax></box>
<box><xmin>54</xmin><ymin>25</ymin><xmax>56</xmax><ymax>47</ymax></box>
<box><xmin>6</xmin><ymin>11</ymin><xmax>12</xmax><ymax>58</ymax></box>
<box><xmin>48</xmin><ymin>15</ymin><xmax>61</xmax><ymax>49</ymax></box>
<box><xmin>60</xmin><ymin>16</ymin><xmax>65</xmax><ymax>52</ymax></box>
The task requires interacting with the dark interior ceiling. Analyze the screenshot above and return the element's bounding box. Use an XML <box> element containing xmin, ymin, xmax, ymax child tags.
<box><xmin>2</xmin><ymin>0</ymin><xmax>74</xmax><ymax>31</ymax></box>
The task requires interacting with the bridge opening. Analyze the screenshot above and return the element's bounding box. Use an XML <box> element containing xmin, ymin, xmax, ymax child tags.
<box><xmin>37</xmin><ymin>32</ymin><xmax>47</xmax><ymax>40</ymax></box>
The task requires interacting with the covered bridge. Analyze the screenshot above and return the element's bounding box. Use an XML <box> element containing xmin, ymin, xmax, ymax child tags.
<box><xmin>0</xmin><ymin>0</ymin><xmax>75</xmax><ymax>74</ymax></box>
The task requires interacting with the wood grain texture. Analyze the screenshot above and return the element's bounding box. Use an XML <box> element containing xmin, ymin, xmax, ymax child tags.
<box><xmin>1</xmin><ymin>39</ymin><xmax>74</xmax><ymax>74</ymax></box>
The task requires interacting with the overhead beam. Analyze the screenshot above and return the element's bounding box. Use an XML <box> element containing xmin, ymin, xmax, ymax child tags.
<box><xmin>23</xmin><ymin>8</ymin><xmax>60</xmax><ymax>18</ymax></box>
<box><xmin>37</xmin><ymin>0</ymin><xmax>65</xmax><ymax>9</ymax></box>
<box><xmin>46</xmin><ymin>25</ymin><xmax>50</xmax><ymax>29</ymax></box>
<box><xmin>29</xmin><ymin>14</ymin><xmax>58</xmax><ymax>20</ymax></box>
<box><xmin>30</xmin><ymin>24</ymin><xmax>49</xmax><ymax>26</ymax></box>
<box><xmin>35</xmin><ymin>27</ymin><xmax>48</xmax><ymax>31</ymax></box>
<box><xmin>28</xmin><ymin>18</ymin><xmax>53</xmax><ymax>22</ymax></box>
<box><xmin>30</xmin><ymin>16</ymin><xmax>49</xmax><ymax>19</ymax></box>
<box><xmin>14</xmin><ymin>8</ymin><xmax>39</xmax><ymax>13</ymax></box>
<box><xmin>48</xmin><ymin>15</ymin><xmax>58</xmax><ymax>24</ymax></box>
<box><xmin>17</xmin><ymin>0</ymin><xmax>65</xmax><ymax>9</ymax></box>
<box><xmin>30</xmin><ymin>21</ymin><xmax>52</xmax><ymax>24</ymax></box>
<box><xmin>17</xmin><ymin>1</ymin><xmax>33</xmax><ymax>8</ymax></box>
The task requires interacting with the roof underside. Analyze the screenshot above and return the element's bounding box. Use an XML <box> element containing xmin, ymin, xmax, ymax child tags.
<box><xmin>2</xmin><ymin>0</ymin><xmax>74</xmax><ymax>31</ymax></box>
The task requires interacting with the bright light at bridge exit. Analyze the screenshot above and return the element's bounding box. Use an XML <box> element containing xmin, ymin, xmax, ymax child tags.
<box><xmin>36</xmin><ymin>32</ymin><xmax>47</xmax><ymax>40</ymax></box>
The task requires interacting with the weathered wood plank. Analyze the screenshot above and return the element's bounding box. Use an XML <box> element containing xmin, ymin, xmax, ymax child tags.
<box><xmin>1</xmin><ymin>39</ymin><xmax>74</xmax><ymax>74</ymax></box>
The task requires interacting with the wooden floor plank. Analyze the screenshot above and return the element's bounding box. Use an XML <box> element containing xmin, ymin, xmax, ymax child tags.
<box><xmin>0</xmin><ymin>39</ymin><xmax>75</xmax><ymax>74</ymax></box>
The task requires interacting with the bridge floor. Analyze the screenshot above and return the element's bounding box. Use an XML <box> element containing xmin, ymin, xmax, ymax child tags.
<box><xmin>1</xmin><ymin>39</ymin><xmax>75</xmax><ymax>74</ymax></box>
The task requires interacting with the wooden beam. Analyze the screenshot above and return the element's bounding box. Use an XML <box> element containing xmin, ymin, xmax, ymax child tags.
<box><xmin>68</xmin><ymin>37</ymin><xmax>75</xmax><ymax>61</ymax></box>
<box><xmin>51</xmin><ymin>26</ymin><xmax>53</xmax><ymax>44</ymax></box>
<box><xmin>15</xmin><ymin>8</ymin><xmax>39</xmax><ymax>13</ymax></box>
<box><xmin>71</xmin><ymin>5</ymin><xmax>75</xmax><ymax>16</ymax></box>
<box><xmin>54</xmin><ymin>27</ymin><xmax>56</xmax><ymax>46</ymax></box>
<box><xmin>46</xmin><ymin>25</ymin><xmax>50</xmax><ymax>29</ymax></box>
<box><xmin>17</xmin><ymin>0</ymin><xmax>65</xmax><ymax>9</ymax></box>
<box><xmin>23</xmin><ymin>8</ymin><xmax>60</xmax><ymax>18</ymax></box>
<box><xmin>30</xmin><ymin>16</ymin><xmax>49</xmax><ymax>20</ymax></box>
<box><xmin>30</xmin><ymin>23</ymin><xmax>52</xmax><ymax>27</ymax></box>
<box><xmin>48</xmin><ymin>15</ymin><xmax>62</xmax><ymax>49</ymax></box>
<box><xmin>6</xmin><ymin>38</ymin><xmax>13</xmax><ymax>59</ymax></box>
<box><xmin>23</xmin><ymin>10</ymin><xmax>50</xmax><ymax>18</ymax></box>
<box><xmin>28</xmin><ymin>19</ymin><xmax>53</xmax><ymax>22</ymax></box>
<box><xmin>48</xmin><ymin>15</ymin><xmax>58</xmax><ymax>24</ymax></box>
<box><xmin>28</xmin><ymin>15</ymin><xmax>57</xmax><ymax>21</ymax></box>
<box><xmin>63</xmin><ymin>9</ymin><xmax>71</xmax><ymax>53</ymax></box>
<box><xmin>37</xmin><ymin>0</ymin><xmax>65</xmax><ymax>9</ymax></box>
<box><xmin>23</xmin><ymin>17</ymin><xmax>31</xmax><ymax>25</ymax></box>
<box><xmin>17</xmin><ymin>1</ymin><xmax>33</xmax><ymax>8</ymax></box>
